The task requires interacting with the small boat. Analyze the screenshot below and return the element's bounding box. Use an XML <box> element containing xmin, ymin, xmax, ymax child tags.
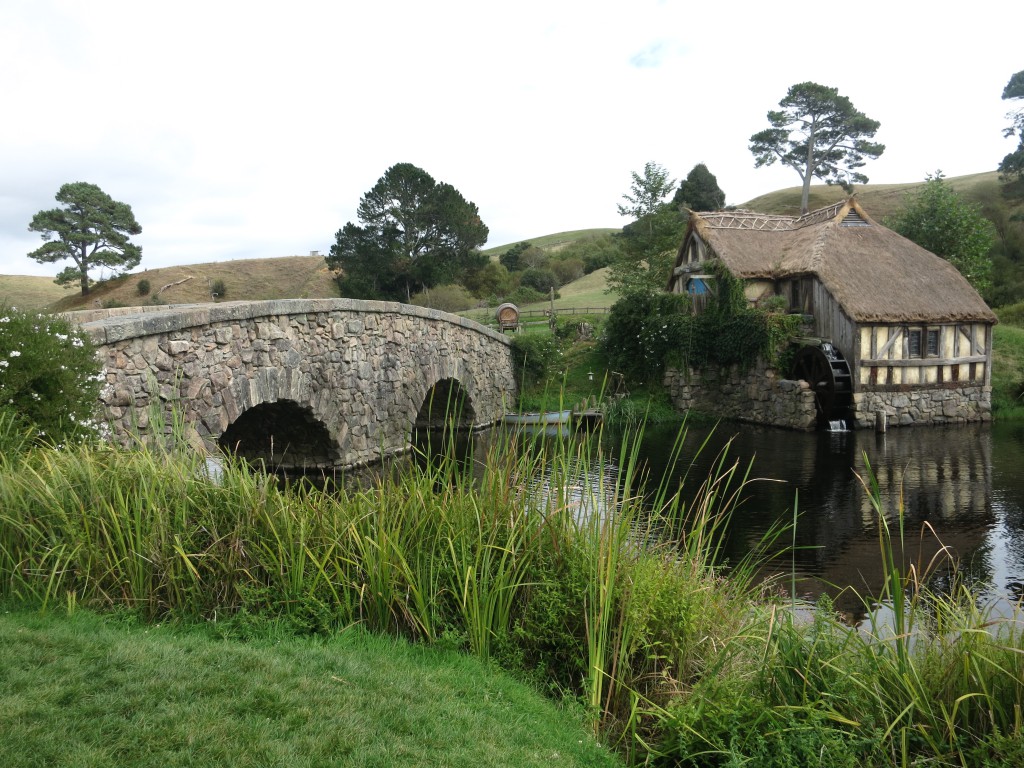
<box><xmin>502</xmin><ymin>409</ymin><xmax>573</xmax><ymax>426</ymax></box>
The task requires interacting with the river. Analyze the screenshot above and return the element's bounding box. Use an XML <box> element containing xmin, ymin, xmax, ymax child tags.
<box><xmin>418</xmin><ymin>419</ymin><xmax>1024</xmax><ymax>621</ymax></box>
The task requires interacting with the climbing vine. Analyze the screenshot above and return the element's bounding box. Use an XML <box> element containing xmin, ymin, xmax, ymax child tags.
<box><xmin>602</xmin><ymin>261</ymin><xmax>801</xmax><ymax>383</ymax></box>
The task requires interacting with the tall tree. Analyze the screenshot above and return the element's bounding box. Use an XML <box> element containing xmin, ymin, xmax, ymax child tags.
<box><xmin>749</xmin><ymin>82</ymin><xmax>885</xmax><ymax>214</ymax></box>
<box><xmin>672</xmin><ymin>163</ymin><xmax>726</xmax><ymax>211</ymax></box>
<box><xmin>611</xmin><ymin>162</ymin><xmax>685</xmax><ymax>295</ymax></box>
<box><xmin>886</xmin><ymin>172</ymin><xmax>996</xmax><ymax>296</ymax></box>
<box><xmin>327</xmin><ymin>163</ymin><xmax>488</xmax><ymax>301</ymax></box>
<box><xmin>999</xmin><ymin>70</ymin><xmax>1024</xmax><ymax>183</ymax></box>
<box><xmin>27</xmin><ymin>182</ymin><xmax>142</xmax><ymax>296</ymax></box>
<box><xmin>617</xmin><ymin>161</ymin><xmax>676</xmax><ymax>221</ymax></box>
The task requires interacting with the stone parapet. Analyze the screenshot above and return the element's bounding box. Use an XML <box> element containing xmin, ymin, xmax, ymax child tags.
<box><xmin>84</xmin><ymin>300</ymin><xmax>516</xmax><ymax>469</ymax></box>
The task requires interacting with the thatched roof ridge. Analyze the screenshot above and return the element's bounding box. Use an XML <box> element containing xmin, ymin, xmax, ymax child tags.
<box><xmin>678</xmin><ymin>198</ymin><xmax>996</xmax><ymax>324</ymax></box>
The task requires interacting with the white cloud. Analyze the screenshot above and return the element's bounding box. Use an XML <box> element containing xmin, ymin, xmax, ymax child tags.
<box><xmin>2</xmin><ymin>0</ymin><xmax>1022</xmax><ymax>278</ymax></box>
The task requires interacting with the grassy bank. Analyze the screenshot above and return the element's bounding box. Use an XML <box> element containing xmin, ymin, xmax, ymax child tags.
<box><xmin>0</xmin><ymin>608</ymin><xmax>617</xmax><ymax>768</ymax></box>
<box><xmin>993</xmin><ymin>304</ymin><xmax>1024</xmax><ymax>419</ymax></box>
<box><xmin>2</xmin><ymin>421</ymin><xmax>1023</xmax><ymax>765</ymax></box>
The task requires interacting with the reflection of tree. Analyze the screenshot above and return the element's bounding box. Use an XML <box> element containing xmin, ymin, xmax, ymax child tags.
<box><xmin>613</xmin><ymin>423</ymin><xmax>1000</xmax><ymax>618</ymax></box>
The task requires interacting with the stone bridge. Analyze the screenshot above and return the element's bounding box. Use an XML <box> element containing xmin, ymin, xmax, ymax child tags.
<box><xmin>75</xmin><ymin>299</ymin><xmax>517</xmax><ymax>470</ymax></box>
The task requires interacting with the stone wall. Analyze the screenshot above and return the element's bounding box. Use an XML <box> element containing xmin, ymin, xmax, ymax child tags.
<box><xmin>664</xmin><ymin>359</ymin><xmax>818</xmax><ymax>430</ymax></box>
<box><xmin>852</xmin><ymin>386</ymin><xmax>992</xmax><ymax>428</ymax></box>
<box><xmin>79</xmin><ymin>299</ymin><xmax>517</xmax><ymax>469</ymax></box>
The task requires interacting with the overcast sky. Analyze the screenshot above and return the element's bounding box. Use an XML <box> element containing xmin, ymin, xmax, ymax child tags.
<box><xmin>2</xmin><ymin>0</ymin><xmax>1021</xmax><ymax>278</ymax></box>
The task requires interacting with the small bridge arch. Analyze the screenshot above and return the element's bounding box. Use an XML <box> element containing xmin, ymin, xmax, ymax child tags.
<box><xmin>77</xmin><ymin>299</ymin><xmax>517</xmax><ymax>469</ymax></box>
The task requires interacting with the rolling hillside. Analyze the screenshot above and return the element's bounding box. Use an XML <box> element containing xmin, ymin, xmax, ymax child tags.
<box><xmin>7</xmin><ymin>171</ymin><xmax>1021</xmax><ymax>313</ymax></box>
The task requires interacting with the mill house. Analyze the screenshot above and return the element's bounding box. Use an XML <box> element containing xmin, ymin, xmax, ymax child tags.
<box><xmin>667</xmin><ymin>198</ymin><xmax>997</xmax><ymax>428</ymax></box>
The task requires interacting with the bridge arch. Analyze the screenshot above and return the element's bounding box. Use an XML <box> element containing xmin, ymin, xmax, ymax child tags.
<box><xmin>218</xmin><ymin>399</ymin><xmax>339</xmax><ymax>470</ymax></box>
<box><xmin>77</xmin><ymin>299</ymin><xmax>517</xmax><ymax>469</ymax></box>
<box><xmin>415</xmin><ymin>377</ymin><xmax>475</xmax><ymax>430</ymax></box>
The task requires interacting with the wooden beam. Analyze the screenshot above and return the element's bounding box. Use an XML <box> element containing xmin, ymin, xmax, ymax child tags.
<box><xmin>876</xmin><ymin>327</ymin><xmax>903</xmax><ymax>358</ymax></box>
<box><xmin>860</xmin><ymin>355</ymin><xmax>987</xmax><ymax>367</ymax></box>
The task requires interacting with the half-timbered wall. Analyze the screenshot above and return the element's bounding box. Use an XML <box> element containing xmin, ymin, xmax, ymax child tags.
<box><xmin>856</xmin><ymin>323</ymin><xmax>991</xmax><ymax>388</ymax></box>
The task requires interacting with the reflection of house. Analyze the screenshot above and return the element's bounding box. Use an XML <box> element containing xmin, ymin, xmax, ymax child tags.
<box><xmin>668</xmin><ymin>198</ymin><xmax>997</xmax><ymax>427</ymax></box>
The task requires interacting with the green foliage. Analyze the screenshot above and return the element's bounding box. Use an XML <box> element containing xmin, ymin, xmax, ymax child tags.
<box><xmin>510</xmin><ymin>333</ymin><xmax>564</xmax><ymax>387</ymax></box>
<box><xmin>520</xmin><ymin>266</ymin><xmax>560</xmax><ymax>293</ymax></box>
<box><xmin>210</xmin><ymin>278</ymin><xmax>226</xmax><ymax>298</ymax></box>
<box><xmin>0</xmin><ymin>306</ymin><xmax>102</xmax><ymax>445</ymax></box>
<box><xmin>610</xmin><ymin>162</ymin><xmax>686</xmax><ymax>296</ymax></box>
<box><xmin>886</xmin><ymin>172</ymin><xmax>997</xmax><ymax>295</ymax></box>
<box><xmin>27</xmin><ymin>181</ymin><xmax>143</xmax><ymax>296</ymax></box>
<box><xmin>550</xmin><ymin>257</ymin><xmax>584</xmax><ymax>285</ymax></box>
<box><xmin>508</xmin><ymin>285</ymin><xmax>548</xmax><ymax>305</ymax></box>
<box><xmin>749</xmin><ymin>82</ymin><xmax>885</xmax><ymax>214</ymax></box>
<box><xmin>327</xmin><ymin>163</ymin><xmax>488</xmax><ymax>301</ymax></box>
<box><xmin>997</xmin><ymin>300</ymin><xmax>1024</xmax><ymax>327</ymax></box>
<box><xmin>3</xmin><ymin>420</ymin><xmax>1024</xmax><ymax>765</ymax></box>
<box><xmin>461</xmin><ymin>260</ymin><xmax>511</xmax><ymax>299</ymax></box>
<box><xmin>602</xmin><ymin>269</ymin><xmax>801</xmax><ymax>384</ymax></box>
<box><xmin>136</xmin><ymin>278</ymin><xmax>151</xmax><ymax>296</ymax></box>
<box><xmin>553</xmin><ymin>233</ymin><xmax>623</xmax><ymax>274</ymax></box>
<box><xmin>617</xmin><ymin>162</ymin><xmax>676</xmax><ymax>220</ymax></box>
<box><xmin>610</xmin><ymin>206</ymin><xmax>687</xmax><ymax>297</ymax></box>
<box><xmin>499</xmin><ymin>241</ymin><xmax>532</xmax><ymax>272</ymax></box>
<box><xmin>1000</xmin><ymin>70</ymin><xmax>1024</xmax><ymax>183</ymax></box>
<box><xmin>672</xmin><ymin>162</ymin><xmax>726</xmax><ymax>211</ymax></box>
<box><xmin>602</xmin><ymin>291</ymin><xmax>692</xmax><ymax>381</ymax></box>
<box><xmin>409</xmin><ymin>283</ymin><xmax>476</xmax><ymax>312</ymax></box>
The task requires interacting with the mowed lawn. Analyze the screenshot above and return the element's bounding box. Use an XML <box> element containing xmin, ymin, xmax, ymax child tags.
<box><xmin>0</xmin><ymin>609</ymin><xmax>620</xmax><ymax>768</ymax></box>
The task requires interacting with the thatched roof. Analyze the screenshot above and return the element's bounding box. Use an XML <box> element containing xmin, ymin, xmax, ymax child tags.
<box><xmin>674</xmin><ymin>199</ymin><xmax>996</xmax><ymax>324</ymax></box>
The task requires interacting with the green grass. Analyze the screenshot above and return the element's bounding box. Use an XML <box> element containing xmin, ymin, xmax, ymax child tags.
<box><xmin>483</xmin><ymin>229</ymin><xmax>620</xmax><ymax>257</ymax></box>
<box><xmin>741</xmin><ymin>171</ymin><xmax>1008</xmax><ymax>221</ymax></box>
<box><xmin>0</xmin><ymin>608</ymin><xmax>619</xmax><ymax>768</ymax></box>
<box><xmin>2</xmin><ymin>422</ymin><xmax>1024</xmax><ymax>765</ymax></box>
<box><xmin>992</xmin><ymin>322</ymin><xmax>1024</xmax><ymax>418</ymax></box>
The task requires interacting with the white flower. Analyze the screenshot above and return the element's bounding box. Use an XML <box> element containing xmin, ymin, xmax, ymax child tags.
<box><xmin>8</xmin><ymin>350</ymin><xmax>20</xmax><ymax>358</ymax></box>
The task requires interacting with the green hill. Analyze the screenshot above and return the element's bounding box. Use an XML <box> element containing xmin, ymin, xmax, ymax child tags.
<box><xmin>0</xmin><ymin>274</ymin><xmax>76</xmax><ymax>311</ymax></box>
<box><xmin>16</xmin><ymin>171</ymin><xmax>1024</xmax><ymax>313</ymax></box>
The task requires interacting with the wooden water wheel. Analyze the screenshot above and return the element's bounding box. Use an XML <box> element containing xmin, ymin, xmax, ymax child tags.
<box><xmin>790</xmin><ymin>342</ymin><xmax>853</xmax><ymax>426</ymax></box>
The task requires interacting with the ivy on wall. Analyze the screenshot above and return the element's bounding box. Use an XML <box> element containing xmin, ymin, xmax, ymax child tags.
<box><xmin>602</xmin><ymin>262</ymin><xmax>801</xmax><ymax>383</ymax></box>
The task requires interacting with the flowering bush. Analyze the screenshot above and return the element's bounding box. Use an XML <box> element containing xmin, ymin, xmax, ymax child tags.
<box><xmin>0</xmin><ymin>306</ymin><xmax>103</xmax><ymax>444</ymax></box>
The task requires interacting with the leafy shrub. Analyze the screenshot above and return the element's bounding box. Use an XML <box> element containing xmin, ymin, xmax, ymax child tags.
<box><xmin>997</xmin><ymin>300</ymin><xmax>1024</xmax><ymax>327</ymax></box>
<box><xmin>136</xmin><ymin>278</ymin><xmax>151</xmax><ymax>296</ymax></box>
<box><xmin>409</xmin><ymin>283</ymin><xmax>476</xmax><ymax>313</ymax></box>
<box><xmin>602</xmin><ymin>264</ymin><xmax>801</xmax><ymax>384</ymax></box>
<box><xmin>509</xmin><ymin>286</ymin><xmax>549</xmax><ymax>305</ymax></box>
<box><xmin>211</xmin><ymin>278</ymin><xmax>227</xmax><ymax>299</ymax></box>
<box><xmin>0</xmin><ymin>306</ymin><xmax>103</xmax><ymax>444</ymax></box>
<box><xmin>520</xmin><ymin>267</ymin><xmax>561</xmax><ymax>294</ymax></box>
<box><xmin>550</xmin><ymin>257</ymin><xmax>584</xmax><ymax>285</ymax></box>
<box><xmin>601</xmin><ymin>291</ymin><xmax>692</xmax><ymax>381</ymax></box>
<box><xmin>511</xmin><ymin>333</ymin><xmax>563</xmax><ymax>387</ymax></box>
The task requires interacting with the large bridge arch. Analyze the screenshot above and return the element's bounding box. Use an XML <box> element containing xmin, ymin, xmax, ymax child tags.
<box><xmin>77</xmin><ymin>299</ymin><xmax>517</xmax><ymax>469</ymax></box>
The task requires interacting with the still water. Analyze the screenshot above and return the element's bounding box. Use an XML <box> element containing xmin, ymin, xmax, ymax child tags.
<box><xmin>620</xmin><ymin>421</ymin><xmax>1024</xmax><ymax>618</ymax></box>
<box><xmin>422</xmin><ymin>420</ymin><xmax>1024</xmax><ymax>619</ymax></box>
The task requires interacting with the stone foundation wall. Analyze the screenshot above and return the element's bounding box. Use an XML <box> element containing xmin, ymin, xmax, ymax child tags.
<box><xmin>664</xmin><ymin>360</ymin><xmax>818</xmax><ymax>430</ymax></box>
<box><xmin>852</xmin><ymin>386</ymin><xmax>992</xmax><ymax>428</ymax></box>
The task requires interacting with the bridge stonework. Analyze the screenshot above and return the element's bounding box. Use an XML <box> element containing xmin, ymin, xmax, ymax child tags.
<box><xmin>78</xmin><ymin>299</ymin><xmax>517</xmax><ymax>469</ymax></box>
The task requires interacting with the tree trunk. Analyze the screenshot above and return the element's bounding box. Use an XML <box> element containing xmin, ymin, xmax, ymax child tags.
<box><xmin>78</xmin><ymin>246</ymin><xmax>90</xmax><ymax>295</ymax></box>
<box><xmin>801</xmin><ymin>126</ymin><xmax>816</xmax><ymax>215</ymax></box>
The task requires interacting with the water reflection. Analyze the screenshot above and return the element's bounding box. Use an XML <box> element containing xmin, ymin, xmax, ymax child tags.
<box><xmin>409</xmin><ymin>419</ymin><xmax>1024</xmax><ymax>621</ymax></box>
